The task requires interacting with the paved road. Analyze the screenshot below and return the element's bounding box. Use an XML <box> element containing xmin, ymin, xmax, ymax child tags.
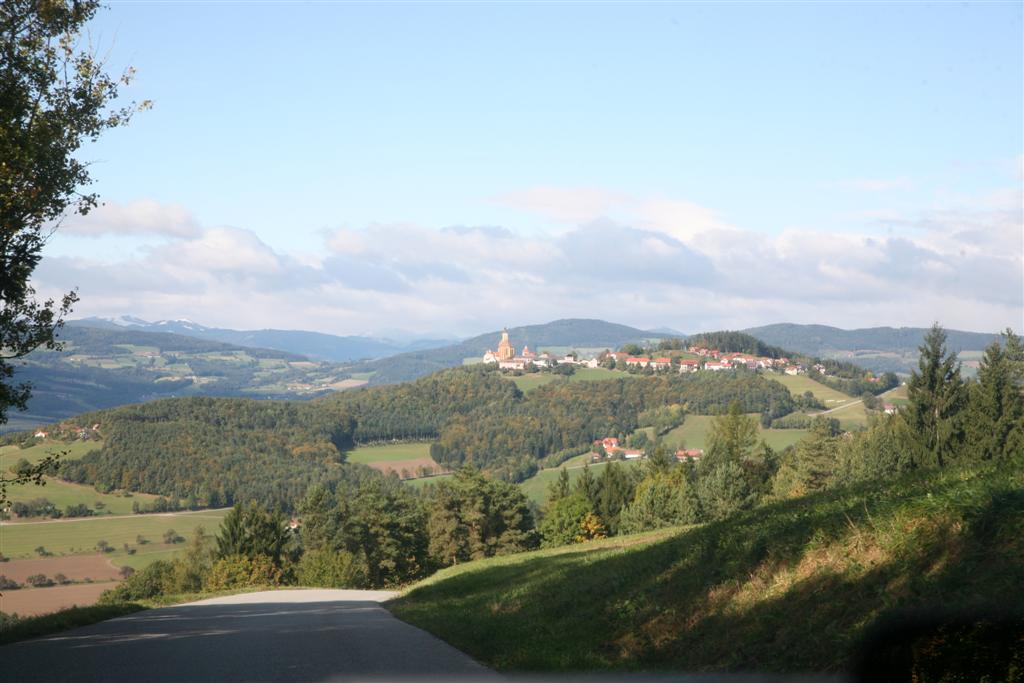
<box><xmin>1</xmin><ymin>589</ymin><xmax>497</xmax><ymax>682</ymax></box>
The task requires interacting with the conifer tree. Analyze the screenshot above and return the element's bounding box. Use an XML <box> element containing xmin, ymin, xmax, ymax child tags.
<box><xmin>905</xmin><ymin>323</ymin><xmax>966</xmax><ymax>467</ymax></box>
<box><xmin>965</xmin><ymin>331</ymin><xmax>1024</xmax><ymax>461</ymax></box>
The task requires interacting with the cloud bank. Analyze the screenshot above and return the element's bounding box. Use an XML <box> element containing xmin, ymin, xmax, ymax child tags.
<box><xmin>36</xmin><ymin>188</ymin><xmax>1023</xmax><ymax>337</ymax></box>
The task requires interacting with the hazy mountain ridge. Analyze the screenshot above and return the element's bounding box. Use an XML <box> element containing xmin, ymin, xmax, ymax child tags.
<box><xmin>69</xmin><ymin>317</ymin><xmax>457</xmax><ymax>363</ymax></box>
<box><xmin>743</xmin><ymin>323</ymin><xmax>1001</xmax><ymax>374</ymax></box>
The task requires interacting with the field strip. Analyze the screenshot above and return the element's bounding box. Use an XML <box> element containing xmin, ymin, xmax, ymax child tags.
<box><xmin>0</xmin><ymin>508</ymin><xmax>232</xmax><ymax>527</ymax></box>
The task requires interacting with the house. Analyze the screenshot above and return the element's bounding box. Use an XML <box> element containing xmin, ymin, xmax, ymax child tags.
<box><xmin>499</xmin><ymin>359</ymin><xmax>527</xmax><ymax>371</ymax></box>
<box><xmin>483</xmin><ymin>350</ymin><xmax>499</xmax><ymax>363</ymax></box>
<box><xmin>625</xmin><ymin>356</ymin><xmax>650</xmax><ymax>368</ymax></box>
<box><xmin>784</xmin><ymin>365</ymin><xmax>802</xmax><ymax>376</ymax></box>
<box><xmin>675</xmin><ymin>448</ymin><xmax>704</xmax><ymax>461</ymax></box>
<box><xmin>521</xmin><ymin>346</ymin><xmax>536</xmax><ymax>360</ymax></box>
<box><xmin>583</xmin><ymin>358</ymin><xmax>600</xmax><ymax>369</ymax></box>
<box><xmin>622</xmin><ymin>449</ymin><xmax>644</xmax><ymax>460</ymax></box>
<box><xmin>34</xmin><ymin>430</ymin><xmax>48</xmax><ymax>439</ymax></box>
<box><xmin>705</xmin><ymin>360</ymin><xmax>731</xmax><ymax>371</ymax></box>
<box><xmin>678</xmin><ymin>359</ymin><xmax>699</xmax><ymax>373</ymax></box>
<box><xmin>594</xmin><ymin>437</ymin><xmax>620</xmax><ymax>451</ymax></box>
<box><xmin>884</xmin><ymin>403</ymin><xmax>898</xmax><ymax>415</ymax></box>
<box><xmin>607</xmin><ymin>351</ymin><xmax>629</xmax><ymax>363</ymax></box>
<box><xmin>652</xmin><ymin>357</ymin><xmax>672</xmax><ymax>370</ymax></box>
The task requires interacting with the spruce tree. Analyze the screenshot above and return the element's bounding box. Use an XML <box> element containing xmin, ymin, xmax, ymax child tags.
<box><xmin>906</xmin><ymin>323</ymin><xmax>966</xmax><ymax>467</ymax></box>
<box><xmin>966</xmin><ymin>331</ymin><xmax>1024</xmax><ymax>461</ymax></box>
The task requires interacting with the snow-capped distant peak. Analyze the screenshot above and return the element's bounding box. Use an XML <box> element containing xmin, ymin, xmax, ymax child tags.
<box><xmin>100</xmin><ymin>315</ymin><xmax>150</xmax><ymax>327</ymax></box>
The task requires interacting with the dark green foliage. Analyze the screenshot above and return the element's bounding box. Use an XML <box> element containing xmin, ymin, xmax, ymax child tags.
<box><xmin>425</xmin><ymin>468</ymin><xmax>538</xmax><ymax>566</ymax></box>
<box><xmin>60</xmin><ymin>396</ymin><xmax>356</xmax><ymax>508</ymax></box>
<box><xmin>594</xmin><ymin>462</ymin><xmax>638</xmax><ymax>535</ymax></box>
<box><xmin>772</xmin><ymin>418</ymin><xmax>842</xmax><ymax>498</ymax></box>
<box><xmin>686</xmin><ymin>331</ymin><xmax>787</xmax><ymax>358</ymax></box>
<box><xmin>905</xmin><ymin>324</ymin><xmax>967</xmax><ymax>467</ymax></box>
<box><xmin>215</xmin><ymin>503</ymin><xmax>290</xmax><ymax>566</ymax></box>
<box><xmin>619</xmin><ymin>467</ymin><xmax>699</xmax><ymax>534</ymax></box>
<box><xmin>538</xmin><ymin>493</ymin><xmax>594</xmax><ymax>548</ymax></box>
<box><xmin>100</xmin><ymin>559</ymin><xmax>174</xmax><ymax>603</ymax></box>
<box><xmin>965</xmin><ymin>331</ymin><xmax>1024</xmax><ymax>462</ymax></box>
<box><xmin>295</xmin><ymin>549</ymin><xmax>366</xmax><ymax>588</ymax></box>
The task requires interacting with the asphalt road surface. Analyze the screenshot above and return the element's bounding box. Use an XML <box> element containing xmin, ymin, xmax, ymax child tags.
<box><xmin>1</xmin><ymin>589</ymin><xmax>498</xmax><ymax>682</ymax></box>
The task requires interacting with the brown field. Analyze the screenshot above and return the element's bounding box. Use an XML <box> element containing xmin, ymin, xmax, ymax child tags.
<box><xmin>0</xmin><ymin>582</ymin><xmax>116</xmax><ymax>617</ymax></box>
<box><xmin>329</xmin><ymin>379</ymin><xmax>369</xmax><ymax>390</ymax></box>
<box><xmin>368</xmin><ymin>457</ymin><xmax>446</xmax><ymax>479</ymax></box>
<box><xmin>0</xmin><ymin>555</ymin><xmax>121</xmax><ymax>584</ymax></box>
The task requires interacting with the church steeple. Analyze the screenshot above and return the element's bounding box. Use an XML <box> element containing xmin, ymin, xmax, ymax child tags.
<box><xmin>497</xmin><ymin>327</ymin><xmax>515</xmax><ymax>361</ymax></box>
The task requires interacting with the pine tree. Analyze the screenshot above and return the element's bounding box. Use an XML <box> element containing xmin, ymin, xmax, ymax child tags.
<box><xmin>546</xmin><ymin>468</ymin><xmax>570</xmax><ymax>504</ymax></box>
<box><xmin>906</xmin><ymin>323</ymin><xmax>966</xmax><ymax>467</ymax></box>
<box><xmin>965</xmin><ymin>331</ymin><xmax>1024</xmax><ymax>461</ymax></box>
<box><xmin>704</xmin><ymin>400</ymin><xmax>759</xmax><ymax>469</ymax></box>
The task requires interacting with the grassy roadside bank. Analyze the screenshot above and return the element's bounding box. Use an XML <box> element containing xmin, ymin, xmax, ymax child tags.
<box><xmin>389</xmin><ymin>459</ymin><xmax>1024</xmax><ymax>673</ymax></box>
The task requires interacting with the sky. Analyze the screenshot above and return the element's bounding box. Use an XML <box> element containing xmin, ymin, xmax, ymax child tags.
<box><xmin>36</xmin><ymin>1</ymin><xmax>1024</xmax><ymax>338</ymax></box>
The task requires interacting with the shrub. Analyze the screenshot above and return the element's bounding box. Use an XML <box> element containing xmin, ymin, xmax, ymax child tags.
<box><xmin>95</xmin><ymin>540</ymin><xmax>111</xmax><ymax>553</ymax></box>
<box><xmin>205</xmin><ymin>554</ymin><xmax>283</xmax><ymax>591</ymax></box>
<box><xmin>99</xmin><ymin>560</ymin><xmax>175</xmax><ymax>603</ymax></box>
<box><xmin>118</xmin><ymin>566</ymin><xmax>135</xmax><ymax>580</ymax></box>
<box><xmin>53</xmin><ymin>573</ymin><xmax>70</xmax><ymax>585</ymax></box>
<box><xmin>295</xmin><ymin>549</ymin><xmax>366</xmax><ymax>589</ymax></box>
<box><xmin>25</xmin><ymin>574</ymin><xmax>54</xmax><ymax>588</ymax></box>
<box><xmin>0</xmin><ymin>576</ymin><xmax>21</xmax><ymax>590</ymax></box>
<box><xmin>162</xmin><ymin>529</ymin><xmax>184</xmax><ymax>544</ymax></box>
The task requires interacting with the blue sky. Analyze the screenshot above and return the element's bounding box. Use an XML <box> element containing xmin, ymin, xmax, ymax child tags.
<box><xmin>39</xmin><ymin>1</ymin><xmax>1023</xmax><ymax>337</ymax></box>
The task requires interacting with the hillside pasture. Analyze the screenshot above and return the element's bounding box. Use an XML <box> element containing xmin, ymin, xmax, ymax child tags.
<box><xmin>0</xmin><ymin>509</ymin><xmax>230</xmax><ymax>560</ymax></box>
<box><xmin>4</xmin><ymin>477</ymin><xmax>160</xmax><ymax>517</ymax></box>
<box><xmin>650</xmin><ymin>415</ymin><xmax>811</xmax><ymax>452</ymax></box>
<box><xmin>769</xmin><ymin>373</ymin><xmax>856</xmax><ymax>407</ymax></box>
<box><xmin>507</xmin><ymin>366</ymin><xmax>626</xmax><ymax>393</ymax></box>
<box><xmin>0</xmin><ymin>439</ymin><xmax>100</xmax><ymax>470</ymax></box>
<box><xmin>345</xmin><ymin>442</ymin><xmax>433</xmax><ymax>464</ymax></box>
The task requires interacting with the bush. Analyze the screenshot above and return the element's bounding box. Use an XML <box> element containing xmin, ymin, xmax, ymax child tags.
<box><xmin>99</xmin><ymin>560</ymin><xmax>175</xmax><ymax>603</ymax></box>
<box><xmin>118</xmin><ymin>566</ymin><xmax>135</xmax><ymax>580</ymax></box>
<box><xmin>0</xmin><ymin>575</ymin><xmax>21</xmax><ymax>590</ymax></box>
<box><xmin>53</xmin><ymin>573</ymin><xmax>70</xmax><ymax>585</ymax></box>
<box><xmin>204</xmin><ymin>554</ymin><xmax>283</xmax><ymax>591</ymax></box>
<box><xmin>25</xmin><ymin>574</ymin><xmax>54</xmax><ymax>588</ymax></box>
<box><xmin>162</xmin><ymin>529</ymin><xmax>184</xmax><ymax>544</ymax></box>
<box><xmin>295</xmin><ymin>549</ymin><xmax>366</xmax><ymax>589</ymax></box>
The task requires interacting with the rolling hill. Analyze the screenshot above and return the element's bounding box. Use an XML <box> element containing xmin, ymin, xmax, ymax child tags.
<box><xmin>69</xmin><ymin>317</ymin><xmax>455</xmax><ymax>363</ymax></box>
<box><xmin>743</xmin><ymin>323</ymin><xmax>1000</xmax><ymax>374</ymax></box>
<box><xmin>4</xmin><ymin>326</ymin><xmax>359</xmax><ymax>431</ymax></box>
<box><xmin>346</xmin><ymin>318</ymin><xmax>662</xmax><ymax>385</ymax></box>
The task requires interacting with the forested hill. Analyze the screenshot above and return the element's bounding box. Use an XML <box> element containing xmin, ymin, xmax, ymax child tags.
<box><xmin>58</xmin><ymin>364</ymin><xmax>794</xmax><ymax>503</ymax></box>
<box><xmin>744</xmin><ymin>324</ymin><xmax>999</xmax><ymax>357</ymax></box>
<box><xmin>347</xmin><ymin>319</ymin><xmax>657</xmax><ymax>385</ymax></box>
<box><xmin>7</xmin><ymin>325</ymin><xmax>355</xmax><ymax>431</ymax></box>
<box><xmin>69</xmin><ymin>317</ymin><xmax>455</xmax><ymax>363</ymax></box>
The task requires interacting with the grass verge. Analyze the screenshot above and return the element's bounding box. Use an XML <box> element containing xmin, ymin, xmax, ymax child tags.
<box><xmin>389</xmin><ymin>458</ymin><xmax>1024</xmax><ymax>673</ymax></box>
<box><xmin>0</xmin><ymin>603</ymin><xmax>146</xmax><ymax>645</ymax></box>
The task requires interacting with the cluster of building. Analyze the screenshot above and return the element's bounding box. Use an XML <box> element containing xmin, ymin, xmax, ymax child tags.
<box><xmin>589</xmin><ymin>437</ymin><xmax>704</xmax><ymax>463</ymax></box>
<box><xmin>34</xmin><ymin>423</ymin><xmax>100</xmax><ymax>441</ymax></box>
<box><xmin>482</xmin><ymin>331</ymin><xmax>823</xmax><ymax>378</ymax></box>
<box><xmin>482</xmin><ymin>329</ymin><xmax>600</xmax><ymax>371</ymax></box>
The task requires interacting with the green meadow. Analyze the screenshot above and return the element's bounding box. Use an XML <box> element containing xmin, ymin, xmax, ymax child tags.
<box><xmin>3</xmin><ymin>479</ymin><xmax>159</xmax><ymax>516</ymax></box>
<box><xmin>507</xmin><ymin>366</ymin><xmax>626</xmax><ymax>393</ymax></box>
<box><xmin>769</xmin><ymin>373</ymin><xmax>857</xmax><ymax>407</ymax></box>
<box><xmin>0</xmin><ymin>439</ymin><xmax>100</xmax><ymax>470</ymax></box>
<box><xmin>0</xmin><ymin>509</ymin><xmax>231</xmax><ymax>563</ymax></box>
<box><xmin>652</xmin><ymin>415</ymin><xmax>810</xmax><ymax>453</ymax></box>
<box><xmin>344</xmin><ymin>442</ymin><xmax>433</xmax><ymax>464</ymax></box>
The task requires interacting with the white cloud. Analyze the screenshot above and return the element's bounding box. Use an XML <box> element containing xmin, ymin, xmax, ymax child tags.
<box><xmin>491</xmin><ymin>187</ymin><xmax>632</xmax><ymax>224</ymax></box>
<box><xmin>61</xmin><ymin>199</ymin><xmax>201</xmax><ymax>238</ymax></box>
<box><xmin>33</xmin><ymin>187</ymin><xmax>1023</xmax><ymax>336</ymax></box>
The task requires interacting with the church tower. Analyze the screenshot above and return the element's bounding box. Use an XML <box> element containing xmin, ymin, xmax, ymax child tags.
<box><xmin>497</xmin><ymin>328</ymin><xmax>515</xmax><ymax>361</ymax></box>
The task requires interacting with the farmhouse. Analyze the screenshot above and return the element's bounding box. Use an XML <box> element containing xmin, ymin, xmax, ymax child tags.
<box><xmin>678</xmin><ymin>359</ymin><xmax>699</xmax><ymax>373</ymax></box>
<box><xmin>675</xmin><ymin>448</ymin><xmax>704</xmax><ymax>461</ymax></box>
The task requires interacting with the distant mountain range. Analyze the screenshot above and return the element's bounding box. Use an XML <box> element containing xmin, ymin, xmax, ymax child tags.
<box><xmin>69</xmin><ymin>316</ymin><xmax>457</xmax><ymax>363</ymax></box>
<box><xmin>742</xmin><ymin>323</ymin><xmax>1001</xmax><ymax>374</ymax></box>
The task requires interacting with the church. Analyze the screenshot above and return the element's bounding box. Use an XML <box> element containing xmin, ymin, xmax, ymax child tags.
<box><xmin>483</xmin><ymin>329</ymin><xmax>543</xmax><ymax>369</ymax></box>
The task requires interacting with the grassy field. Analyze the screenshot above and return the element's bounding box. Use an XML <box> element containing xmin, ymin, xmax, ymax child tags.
<box><xmin>0</xmin><ymin>439</ymin><xmax>100</xmax><ymax>470</ymax></box>
<box><xmin>825</xmin><ymin>401</ymin><xmax>870</xmax><ymax>430</ymax></box>
<box><xmin>506</xmin><ymin>367</ymin><xmax>625</xmax><ymax>393</ymax></box>
<box><xmin>3</xmin><ymin>478</ymin><xmax>159</xmax><ymax>516</ymax></box>
<box><xmin>344</xmin><ymin>442</ymin><xmax>433</xmax><ymax>464</ymax></box>
<box><xmin>0</xmin><ymin>509</ymin><xmax>230</xmax><ymax>564</ymax></box>
<box><xmin>519</xmin><ymin>460</ymin><xmax>643</xmax><ymax>506</ymax></box>
<box><xmin>390</xmin><ymin>459</ymin><xmax>1024</xmax><ymax>673</ymax></box>
<box><xmin>654</xmin><ymin>415</ymin><xmax>810</xmax><ymax>452</ymax></box>
<box><xmin>769</xmin><ymin>374</ymin><xmax>856</xmax><ymax>407</ymax></box>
